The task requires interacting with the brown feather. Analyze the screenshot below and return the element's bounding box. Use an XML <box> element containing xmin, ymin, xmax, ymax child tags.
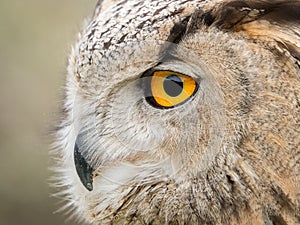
<box><xmin>199</xmin><ymin>0</ymin><xmax>300</xmax><ymax>63</ymax></box>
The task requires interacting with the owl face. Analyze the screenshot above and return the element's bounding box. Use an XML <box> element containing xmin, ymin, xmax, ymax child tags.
<box><xmin>55</xmin><ymin>0</ymin><xmax>300</xmax><ymax>224</ymax></box>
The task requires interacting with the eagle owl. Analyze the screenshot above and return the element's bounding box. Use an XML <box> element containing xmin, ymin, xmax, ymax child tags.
<box><xmin>54</xmin><ymin>0</ymin><xmax>300</xmax><ymax>224</ymax></box>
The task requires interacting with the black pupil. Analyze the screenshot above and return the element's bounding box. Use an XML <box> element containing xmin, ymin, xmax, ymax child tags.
<box><xmin>163</xmin><ymin>75</ymin><xmax>184</xmax><ymax>97</ymax></box>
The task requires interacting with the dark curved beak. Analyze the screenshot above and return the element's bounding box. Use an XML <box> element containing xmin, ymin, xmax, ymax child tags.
<box><xmin>74</xmin><ymin>133</ymin><xmax>95</xmax><ymax>191</ymax></box>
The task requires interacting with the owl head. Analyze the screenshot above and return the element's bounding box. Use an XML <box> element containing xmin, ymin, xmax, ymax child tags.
<box><xmin>54</xmin><ymin>0</ymin><xmax>300</xmax><ymax>224</ymax></box>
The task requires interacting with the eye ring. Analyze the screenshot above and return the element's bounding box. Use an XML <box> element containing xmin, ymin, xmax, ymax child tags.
<box><xmin>143</xmin><ymin>70</ymin><xmax>199</xmax><ymax>109</ymax></box>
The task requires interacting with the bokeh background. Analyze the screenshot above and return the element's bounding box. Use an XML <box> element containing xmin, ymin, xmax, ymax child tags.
<box><xmin>0</xmin><ymin>1</ymin><xmax>97</xmax><ymax>224</ymax></box>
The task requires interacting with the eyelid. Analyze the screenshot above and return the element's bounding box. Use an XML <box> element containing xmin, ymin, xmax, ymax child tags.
<box><xmin>150</xmin><ymin>61</ymin><xmax>203</xmax><ymax>81</ymax></box>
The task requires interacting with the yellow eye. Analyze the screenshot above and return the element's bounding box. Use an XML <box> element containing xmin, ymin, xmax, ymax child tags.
<box><xmin>145</xmin><ymin>70</ymin><xmax>198</xmax><ymax>108</ymax></box>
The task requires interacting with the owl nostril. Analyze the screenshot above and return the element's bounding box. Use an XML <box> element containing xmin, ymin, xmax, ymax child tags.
<box><xmin>74</xmin><ymin>135</ymin><xmax>95</xmax><ymax>191</ymax></box>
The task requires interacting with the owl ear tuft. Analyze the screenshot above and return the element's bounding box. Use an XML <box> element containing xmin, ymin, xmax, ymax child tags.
<box><xmin>202</xmin><ymin>0</ymin><xmax>300</xmax><ymax>29</ymax></box>
<box><xmin>201</xmin><ymin>0</ymin><xmax>300</xmax><ymax>63</ymax></box>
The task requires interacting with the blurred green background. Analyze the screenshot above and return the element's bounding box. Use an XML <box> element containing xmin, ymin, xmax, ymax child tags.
<box><xmin>0</xmin><ymin>1</ymin><xmax>97</xmax><ymax>224</ymax></box>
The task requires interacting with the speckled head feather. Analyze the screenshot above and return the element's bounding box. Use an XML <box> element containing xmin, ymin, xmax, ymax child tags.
<box><xmin>53</xmin><ymin>0</ymin><xmax>300</xmax><ymax>224</ymax></box>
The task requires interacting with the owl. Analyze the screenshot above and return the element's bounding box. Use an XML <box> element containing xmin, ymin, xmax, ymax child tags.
<box><xmin>53</xmin><ymin>0</ymin><xmax>300</xmax><ymax>224</ymax></box>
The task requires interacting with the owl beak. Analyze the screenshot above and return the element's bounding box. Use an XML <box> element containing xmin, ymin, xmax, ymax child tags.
<box><xmin>74</xmin><ymin>134</ymin><xmax>95</xmax><ymax>191</ymax></box>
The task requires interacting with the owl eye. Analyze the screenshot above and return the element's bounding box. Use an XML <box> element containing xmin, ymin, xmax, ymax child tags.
<box><xmin>144</xmin><ymin>70</ymin><xmax>198</xmax><ymax>108</ymax></box>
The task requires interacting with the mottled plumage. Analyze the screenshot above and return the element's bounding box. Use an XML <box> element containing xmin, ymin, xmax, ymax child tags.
<box><xmin>54</xmin><ymin>0</ymin><xmax>300</xmax><ymax>224</ymax></box>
